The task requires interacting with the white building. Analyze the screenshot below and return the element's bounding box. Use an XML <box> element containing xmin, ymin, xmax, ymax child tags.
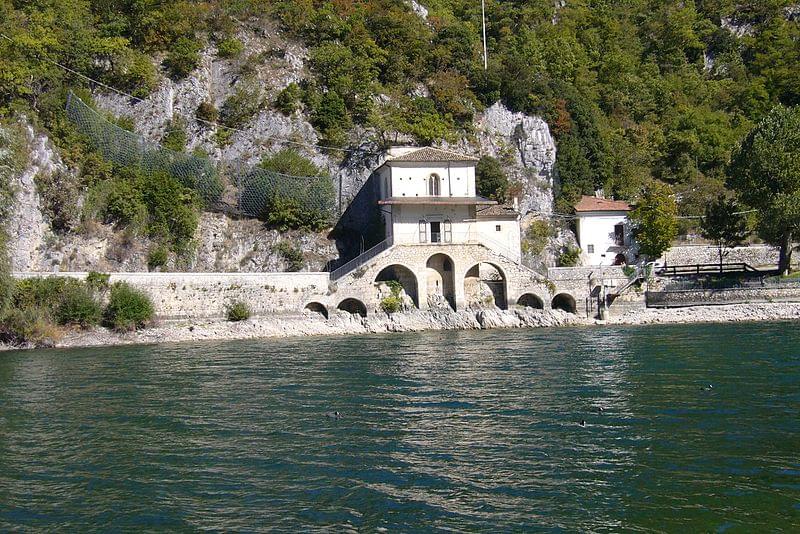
<box><xmin>574</xmin><ymin>195</ymin><xmax>634</xmax><ymax>266</ymax></box>
<box><xmin>374</xmin><ymin>147</ymin><xmax>521</xmax><ymax>262</ymax></box>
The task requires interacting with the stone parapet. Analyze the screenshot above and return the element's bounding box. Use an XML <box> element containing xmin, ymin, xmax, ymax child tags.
<box><xmin>646</xmin><ymin>286</ymin><xmax>800</xmax><ymax>308</ymax></box>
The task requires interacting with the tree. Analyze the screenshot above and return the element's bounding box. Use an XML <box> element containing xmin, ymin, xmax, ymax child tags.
<box><xmin>728</xmin><ymin>105</ymin><xmax>800</xmax><ymax>275</ymax></box>
<box><xmin>630</xmin><ymin>181</ymin><xmax>678</xmax><ymax>260</ymax></box>
<box><xmin>476</xmin><ymin>156</ymin><xmax>509</xmax><ymax>203</ymax></box>
<box><xmin>700</xmin><ymin>195</ymin><xmax>748</xmax><ymax>268</ymax></box>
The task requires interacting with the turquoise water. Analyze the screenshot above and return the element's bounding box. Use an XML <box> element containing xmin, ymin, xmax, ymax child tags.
<box><xmin>1</xmin><ymin>323</ymin><xmax>799</xmax><ymax>531</ymax></box>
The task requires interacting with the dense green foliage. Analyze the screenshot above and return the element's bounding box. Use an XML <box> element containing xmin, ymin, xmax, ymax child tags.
<box><xmin>728</xmin><ymin>105</ymin><xmax>800</xmax><ymax>273</ymax></box>
<box><xmin>700</xmin><ymin>195</ymin><xmax>749</xmax><ymax>265</ymax></box>
<box><xmin>1</xmin><ymin>0</ymin><xmax>800</xmax><ymax>232</ymax></box>
<box><xmin>240</xmin><ymin>150</ymin><xmax>335</xmax><ymax>231</ymax></box>
<box><xmin>557</xmin><ymin>246</ymin><xmax>581</xmax><ymax>267</ymax></box>
<box><xmin>522</xmin><ymin>220</ymin><xmax>556</xmax><ymax>257</ymax></box>
<box><xmin>226</xmin><ymin>300</ymin><xmax>251</xmax><ymax>321</ymax></box>
<box><xmin>273</xmin><ymin>241</ymin><xmax>304</xmax><ymax>272</ymax></box>
<box><xmin>476</xmin><ymin>156</ymin><xmax>508</xmax><ymax>202</ymax></box>
<box><xmin>630</xmin><ymin>182</ymin><xmax>679</xmax><ymax>259</ymax></box>
<box><xmin>0</xmin><ymin>124</ymin><xmax>23</xmax><ymax>315</ymax></box>
<box><xmin>104</xmin><ymin>282</ymin><xmax>155</xmax><ymax>332</ymax></box>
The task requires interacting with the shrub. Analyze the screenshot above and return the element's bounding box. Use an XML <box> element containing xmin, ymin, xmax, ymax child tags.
<box><xmin>147</xmin><ymin>245</ymin><xmax>169</xmax><ymax>270</ymax></box>
<box><xmin>273</xmin><ymin>241</ymin><xmax>303</xmax><ymax>272</ymax></box>
<box><xmin>56</xmin><ymin>285</ymin><xmax>102</xmax><ymax>328</ymax></box>
<box><xmin>0</xmin><ymin>307</ymin><xmax>61</xmax><ymax>346</ymax></box>
<box><xmin>275</xmin><ymin>83</ymin><xmax>302</xmax><ymax>115</ymax></box>
<box><xmin>35</xmin><ymin>170</ymin><xmax>81</xmax><ymax>233</ymax></box>
<box><xmin>196</xmin><ymin>101</ymin><xmax>219</xmax><ymax>123</ymax></box>
<box><xmin>164</xmin><ymin>37</ymin><xmax>202</xmax><ymax>79</ymax></box>
<box><xmin>104</xmin><ymin>282</ymin><xmax>155</xmax><ymax>332</ymax></box>
<box><xmin>522</xmin><ymin>220</ymin><xmax>555</xmax><ymax>257</ymax></box>
<box><xmin>162</xmin><ymin>117</ymin><xmax>188</xmax><ymax>152</ymax></box>
<box><xmin>85</xmin><ymin>271</ymin><xmax>111</xmax><ymax>292</ymax></box>
<box><xmin>558</xmin><ymin>246</ymin><xmax>581</xmax><ymax>267</ymax></box>
<box><xmin>219</xmin><ymin>86</ymin><xmax>262</xmax><ymax>128</ymax></box>
<box><xmin>380</xmin><ymin>295</ymin><xmax>402</xmax><ymax>313</ymax></box>
<box><xmin>217</xmin><ymin>37</ymin><xmax>244</xmax><ymax>58</ymax></box>
<box><xmin>226</xmin><ymin>300</ymin><xmax>251</xmax><ymax>321</ymax></box>
<box><xmin>104</xmin><ymin>175</ymin><xmax>147</xmax><ymax>227</ymax></box>
<box><xmin>622</xmin><ymin>265</ymin><xmax>637</xmax><ymax>278</ymax></box>
<box><xmin>476</xmin><ymin>156</ymin><xmax>509</xmax><ymax>203</ymax></box>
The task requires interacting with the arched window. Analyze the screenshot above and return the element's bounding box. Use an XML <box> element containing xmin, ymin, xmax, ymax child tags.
<box><xmin>428</xmin><ymin>174</ymin><xmax>440</xmax><ymax>196</ymax></box>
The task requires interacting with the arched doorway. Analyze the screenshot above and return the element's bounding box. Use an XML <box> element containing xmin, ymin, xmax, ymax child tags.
<box><xmin>552</xmin><ymin>293</ymin><xmax>577</xmax><ymax>314</ymax></box>
<box><xmin>517</xmin><ymin>293</ymin><xmax>544</xmax><ymax>309</ymax></box>
<box><xmin>614</xmin><ymin>253</ymin><xmax>627</xmax><ymax>265</ymax></box>
<box><xmin>304</xmin><ymin>302</ymin><xmax>328</xmax><ymax>319</ymax></box>
<box><xmin>375</xmin><ymin>264</ymin><xmax>418</xmax><ymax>308</ymax></box>
<box><xmin>426</xmin><ymin>253</ymin><xmax>455</xmax><ymax>310</ymax></box>
<box><xmin>337</xmin><ymin>298</ymin><xmax>367</xmax><ymax>317</ymax></box>
<box><xmin>464</xmin><ymin>262</ymin><xmax>508</xmax><ymax>309</ymax></box>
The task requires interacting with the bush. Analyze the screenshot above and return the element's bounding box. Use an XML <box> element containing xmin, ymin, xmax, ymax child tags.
<box><xmin>219</xmin><ymin>86</ymin><xmax>263</xmax><ymax>128</ymax></box>
<box><xmin>273</xmin><ymin>241</ymin><xmax>303</xmax><ymax>272</ymax></box>
<box><xmin>275</xmin><ymin>83</ymin><xmax>302</xmax><ymax>115</ymax></box>
<box><xmin>522</xmin><ymin>220</ymin><xmax>555</xmax><ymax>257</ymax></box>
<box><xmin>164</xmin><ymin>37</ymin><xmax>202</xmax><ymax>79</ymax></box>
<box><xmin>196</xmin><ymin>101</ymin><xmax>219</xmax><ymax>123</ymax></box>
<box><xmin>162</xmin><ymin>117</ymin><xmax>188</xmax><ymax>152</ymax></box>
<box><xmin>104</xmin><ymin>175</ymin><xmax>147</xmax><ymax>227</ymax></box>
<box><xmin>56</xmin><ymin>285</ymin><xmax>102</xmax><ymax>328</ymax></box>
<box><xmin>0</xmin><ymin>308</ymin><xmax>61</xmax><ymax>346</ymax></box>
<box><xmin>380</xmin><ymin>295</ymin><xmax>402</xmax><ymax>314</ymax></box>
<box><xmin>85</xmin><ymin>271</ymin><xmax>111</xmax><ymax>292</ymax></box>
<box><xmin>558</xmin><ymin>246</ymin><xmax>581</xmax><ymax>267</ymax></box>
<box><xmin>476</xmin><ymin>156</ymin><xmax>509</xmax><ymax>203</ymax></box>
<box><xmin>147</xmin><ymin>245</ymin><xmax>169</xmax><ymax>270</ymax></box>
<box><xmin>226</xmin><ymin>300</ymin><xmax>251</xmax><ymax>321</ymax></box>
<box><xmin>217</xmin><ymin>37</ymin><xmax>244</xmax><ymax>58</ymax></box>
<box><xmin>104</xmin><ymin>282</ymin><xmax>155</xmax><ymax>332</ymax></box>
<box><xmin>622</xmin><ymin>265</ymin><xmax>637</xmax><ymax>278</ymax></box>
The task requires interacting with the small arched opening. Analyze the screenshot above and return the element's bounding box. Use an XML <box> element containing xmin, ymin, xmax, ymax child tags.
<box><xmin>552</xmin><ymin>293</ymin><xmax>577</xmax><ymax>314</ymax></box>
<box><xmin>375</xmin><ymin>264</ymin><xmax>419</xmax><ymax>308</ymax></box>
<box><xmin>426</xmin><ymin>253</ymin><xmax>455</xmax><ymax>310</ymax></box>
<box><xmin>517</xmin><ymin>293</ymin><xmax>544</xmax><ymax>310</ymax></box>
<box><xmin>614</xmin><ymin>253</ymin><xmax>627</xmax><ymax>266</ymax></box>
<box><xmin>464</xmin><ymin>262</ymin><xmax>508</xmax><ymax>309</ymax></box>
<box><xmin>338</xmin><ymin>298</ymin><xmax>367</xmax><ymax>317</ymax></box>
<box><xmin>304</xmin><ymin>302</ymin><xmax>328</xmax><ymax>319</ymax></box>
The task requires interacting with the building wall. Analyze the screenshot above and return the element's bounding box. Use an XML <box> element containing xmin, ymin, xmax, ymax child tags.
<box><xmin>387</xmin><ymin>161</ymin><xmax>475</xmax><ymax>198</ymax></box>
<box><xmin>391</xmin><ymin>204</ymin><xmax>474</xmax><ymax>245</ymax></box>
<box><xmin>476</xmin><ymin>218</ymin><xmax>521</xmax><ymax>262</ymax></box>
<box><xmin>575</xmin><ymin>211</ymin><xmax>633</xmax><ymax>265</ymax></box>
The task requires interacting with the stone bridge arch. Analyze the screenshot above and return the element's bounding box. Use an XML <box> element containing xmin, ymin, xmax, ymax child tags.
<box><xmin>375</xmin><ymin>264</ymin><xmax>419</xmax><ymax>308</ymax></box>
<box><xmin>426</xmin><ymin>253</ymin><xmax>456</xmax><ymax>310</ymax></box>
<box><xmin>464</xmin><ymin>261</ymin><xmax>508</xmax><ymax>309</ymax></box>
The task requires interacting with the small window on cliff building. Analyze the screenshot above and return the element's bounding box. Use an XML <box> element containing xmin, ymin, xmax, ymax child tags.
<box><xmin>588</xmin><ymin>245</ymin><xmax>595</xmax><ymax>254</ymax></box>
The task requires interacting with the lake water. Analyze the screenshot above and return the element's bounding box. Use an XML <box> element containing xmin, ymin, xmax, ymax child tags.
<box><xmin>1</xmin><ymin>323</ymin><xmax>799</xmax><ymax>531</ymax></box>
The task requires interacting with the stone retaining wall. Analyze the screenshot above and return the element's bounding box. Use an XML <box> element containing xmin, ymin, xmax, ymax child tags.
<box><xmin>13</xmin><ymin>271</ymin><xmax>331</xmax><ymax>319</ymax></box>
<box><xmin>646</xmin><ymin>286</ymin><xmax>800</xmax><ymax>308</ymax></box>
<box><xmin>660</xmin><ymin>245</ymin><xmax>779</xmax><ymax>268</ymax></box>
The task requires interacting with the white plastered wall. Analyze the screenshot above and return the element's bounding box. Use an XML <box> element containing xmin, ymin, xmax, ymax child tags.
<box><xmin>575</xmin><ymin>211</ymin><xmax>632</xmax><ymax>265</ymax></box>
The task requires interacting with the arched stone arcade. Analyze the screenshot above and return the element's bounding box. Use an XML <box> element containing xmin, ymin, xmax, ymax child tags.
<box><xmin>464</xmin><ymin>262</ymin><xmax>508</xmax><ymax>309</ymax></box>
<box><xmin>517</xmin><ymin>293</ymin><xmax>544</xmax><ymax>309</ymax></box>
<box><xmin>551</xmin><ymin>293</ymin><xmax>577</xmax><ymax>314</ymax></box>
<box><xmin>304</xmin><ymin>302</ymin><xmax>328</xmax><ymax>319</ymax></box>
<box><xmin>337</xmin><ymin>298</ymin><xmax>367</xmax><ymax>317</ymax></box>
<box><xmin>425</xmin><ymin>253</ymin><xmax>456</xmax><ymax>310</ymax></box>
<box><xmin>375</xmin><ymin>264</ymin><xmax>419</xmax><ymax>308</ymax></box>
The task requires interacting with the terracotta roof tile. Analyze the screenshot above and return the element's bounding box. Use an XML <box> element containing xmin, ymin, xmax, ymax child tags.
<box><xmin>388</xmin><ymin>147</ymin><xmax>479</xmax><ymax>163</ymax></box>
<box><xmin>574</xmin><ymin>195</ymin><xmax>630</xmax><ymax>212</ymax></box>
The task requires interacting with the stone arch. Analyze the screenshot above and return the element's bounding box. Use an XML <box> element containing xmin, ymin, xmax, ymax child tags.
<box><xmin>552</xmin><ymin>293</ymin><xmax>577</xmax><ymax>314</ymax></box>
<box><xmin>426</xmin><ymin>253</ymin><xmax>455</xmax><ymax>310</ymax></box>
<box><xmin>614</xmin><ymin>253</ymin><xmax>627</xmax><ymax>266</ymax></box>
<box><xmin>517</xmin><ymin>293</ymin><xmax>544</xmax><ymax>309</ymax></box>
<box><xmin>375</xmin><ymin>264</ymin><xmax>418</xmax><ymax>308</ymax></box>
<box><xmin>464</xmin><ymin>262</ymin><xmax>508</xmax><ymax>309</ymax></box>
<box><xmin>304</xmin><ymin>302</ymin><xmax>328</xmax><ymax>319</ymax></box>
<box><xmin>337</xmin><ymin>298</ymin><xmax>367</xmax><ymax>317</ymax></box>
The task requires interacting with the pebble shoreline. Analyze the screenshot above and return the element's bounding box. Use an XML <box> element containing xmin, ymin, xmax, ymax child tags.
<box><xmin>2</xmin><ymin>303</ymin><xmax>799</xmax><ymax>351</ymax></box>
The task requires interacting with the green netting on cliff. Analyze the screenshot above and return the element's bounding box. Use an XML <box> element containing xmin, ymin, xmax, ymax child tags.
<box><xmin>65</xmin><ymin>92</ymin><xmax>336</xmax><ymax>227</ymax></box>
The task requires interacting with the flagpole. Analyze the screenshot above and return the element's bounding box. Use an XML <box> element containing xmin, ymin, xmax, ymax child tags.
<box><xmin>481</xmin><ymin>0</ymin><xmax>488</xmax><ymax>70</ymax></box>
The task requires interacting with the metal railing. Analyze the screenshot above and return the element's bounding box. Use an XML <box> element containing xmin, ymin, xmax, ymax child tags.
<box><xmin>329</xmin><ymin>237</ymin><xmax>393</xmax><ymax>281</ymax></box>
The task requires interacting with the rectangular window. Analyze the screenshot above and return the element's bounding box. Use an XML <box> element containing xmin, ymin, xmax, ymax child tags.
<box><xmin>444</xmin><ymin>220</ymin><xmax>452</xmax><ymax>243</ymax></box>
<box><xmin>418</xmin><ymin>220</ymin><xmax>427</xmax><ymax>243</ymax></box>
<box><xmin>495</xmin><ymin>225</ymin><xmax>502</xmax><ymax>232</ymax></box>
<box><xmin>430</xmin><ymin>221</ymin><xmax>441</xmax><ymax>243</ymax></box>
<box><xmin>614</xmin><ymin>224</ymin><xmax>625</xmax><ymax>246</ymax></box>
<box><xmin>587</xmin><ymin>244</ymin><xmax>595</xmax><ymax>253</ymax></box>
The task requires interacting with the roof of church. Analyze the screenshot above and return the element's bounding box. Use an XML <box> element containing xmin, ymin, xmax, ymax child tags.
<box><xmin>574</xmin><ymin>195</ymin><xmax>631</xmax><ymax>213</ymax></box>
<box><xmin>387</xmin><ymin>147</ymin><xmax>479</xmax><ymax>163</ymax></box>
<box><xmin>378</xmin><ymin>196</ymin><xmax>495</xmax><ymax>206</ymax></box>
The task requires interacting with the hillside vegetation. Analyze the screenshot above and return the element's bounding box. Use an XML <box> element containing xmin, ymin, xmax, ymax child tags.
<box><xmin>1</xmin><ymin>1</ymin><xmax>799</xmax><ymax>231</ymax></box>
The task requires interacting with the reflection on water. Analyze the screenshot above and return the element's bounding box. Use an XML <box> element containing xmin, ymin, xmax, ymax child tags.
<box><xmin>1</xmin><ymin>323</ymin><xmax>799</xmax><ymax>531</ymax></box>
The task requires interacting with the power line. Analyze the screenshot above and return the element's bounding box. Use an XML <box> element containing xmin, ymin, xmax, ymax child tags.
<box><xmin>0</xmin><ymin>32</ymin><xmax>381</xmax><ymax>155</ymax></box>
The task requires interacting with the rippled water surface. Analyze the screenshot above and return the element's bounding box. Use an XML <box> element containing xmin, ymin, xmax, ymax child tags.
<box><xmin>1</xmin><ymin>323</ymin><xmax>799</xmax><ymax>531</ymax></box>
